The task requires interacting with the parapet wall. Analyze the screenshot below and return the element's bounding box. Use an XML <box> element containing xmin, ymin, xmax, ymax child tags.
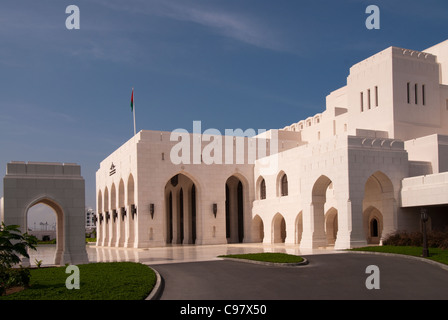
<box><xmin>6</xmin><ymin>161</ymin><xmax>81</xmax><ymax>177</ymax></box>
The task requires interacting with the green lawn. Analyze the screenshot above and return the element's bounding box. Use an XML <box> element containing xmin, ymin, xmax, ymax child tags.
<box><xmin>350</xmin><ymin>245</ymin><xmax>448</xmax><ymax>265</ymax></box>
<box><xmin>1</xmin><ymin>262</ymin><xmax>156</xmax><ymax>300</ymax></box>
<box><xmin>219</xmin><ymin>252</ymin><xmax>304</xmax><ymax>263</ymax></box>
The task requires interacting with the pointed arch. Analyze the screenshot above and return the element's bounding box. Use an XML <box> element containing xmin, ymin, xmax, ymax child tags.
<box><xmin>118</xmin><ymin>179</ymin><xmax>125</xmax><ymax>208</ymax></box>
<box><xmin>164</xmin><ymin>173</ymin><xmax>198</xmax><ymax>245</ymax></box>
<box><xmin>127</xmin><ymin>173</ymin><xmax>135</xmax><ymax>206</ymax></box>
<box><xmin>272</xmin><ymin>213</ymin><xmax>286</xmax><ymax>243</ymax></box>
<box><xmin>363</xmin><ymin>206</ymin><xmax>383</xmax><ymax>244</ymax></box>
<box><xmin>363</xmin><ymin>171</ymin><xmax>394</xmax><ymax>244</ymax></box>
<box><xmin>103</xmin><ymin>186</ymin><xmax>109</xmax><ymax>214</ymax></box>
<box><xmin>252</xmin><ymin>215</ymin><xmax>264</xmax><ymax>243</ymax></box>
<box><xmin>97</xmin><ymin>189</ymin><xmax>103</xmax><ymax>214</ymax></box>
<box><xmin>312</xmin><ymin>175</ymin><xmax>333</xmax><ymax>199</ymax></box>
<box><xmin>310</xmin><ymin>175</ymin><xmax>334</xmax><ymax>247</ymax></box>
<box><xmin>276</xmin><ymin>171</ymin><xmax>289</xmax><ymax>197</ymax></box>
<box><xmin>275</xmin><ymin>170</ymin><xmax>288</xmax><ymax>197</ymax></box>
<box><xmin>25</xmin><ymin>196</ymin><xmax>65</xmax><ymax>265</ymax></box>
<box><xmin>256</xmin><ymin>175</ymin><xmax>266</xmax><ymax>200</ymax></box>
<box><xmin>110</xmin><ymin>183</ymin><xmax>117</xmax><ymax>214</ymax></box>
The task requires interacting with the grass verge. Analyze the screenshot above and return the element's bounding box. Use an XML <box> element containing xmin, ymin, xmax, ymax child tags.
<box><xmin>219</xmin><ymin>252</ymin><xmax>304</xmax><ymax>264</ymax></box>
<box><xmin>350</xmin><ymin>245</ymin><xmax>448</xmax><ymax>265</ymax></box>
<box><xmin>0</xmin><ymin>262</ymin><xmax>156</xmax><ymax>300</ymax></box>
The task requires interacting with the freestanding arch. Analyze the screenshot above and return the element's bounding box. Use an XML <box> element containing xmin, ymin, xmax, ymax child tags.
<box><xmin>2</xmin><ymin>162</ymin><xmax>88</xmax><ymax>266</ymax></box>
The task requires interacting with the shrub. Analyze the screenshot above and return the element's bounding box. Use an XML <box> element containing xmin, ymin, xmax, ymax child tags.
<box><xmin>0</xmin><ymin>223</ymin><xmax>37</xmax><ymax>295</ymax></box>
<box><xmin>440</xmin><ymin>238</ymin><xmax>448</xmax><ymax>250</ymax></box>
<box><xmin>383</xmin><ymin>230</ymin><xmax>448</xmax><ymax>249</ymax></box>
<box><xmin>5</xmin><ymin>267</ymin><xmax>31</xmax><ymax>288</ymax></box>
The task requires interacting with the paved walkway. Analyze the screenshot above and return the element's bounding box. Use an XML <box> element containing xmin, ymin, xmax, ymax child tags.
<box><xmin>30</xmin><ymin>243</ymin><xmax>344</xmax><ymax>266</ymax></box>
<box><xmin>29</xmin><ymin>243</ymin><xmax>448</xmax><ymax>300</ymax></box>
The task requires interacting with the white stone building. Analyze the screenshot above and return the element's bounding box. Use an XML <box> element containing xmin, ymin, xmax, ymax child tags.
<box><xmin>96</xmin><ymin>40</ymin><xmax>448</xmax><ymax>250</ymax></box>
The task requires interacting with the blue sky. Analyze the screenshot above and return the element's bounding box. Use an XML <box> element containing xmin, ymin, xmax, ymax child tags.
<box><xmin>1</xmin><ymin>0</ymin><xmax>447</xmax><ymax>224</ymax></box>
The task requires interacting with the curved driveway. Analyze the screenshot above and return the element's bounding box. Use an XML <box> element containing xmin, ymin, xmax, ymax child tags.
<box><xmin>153</xmin><ymin>252</ymin><xmax>448</xmax><ymax>300</ymax></box>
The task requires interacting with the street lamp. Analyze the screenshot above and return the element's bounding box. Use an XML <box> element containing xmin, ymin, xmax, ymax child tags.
<box><xmin>420</xmin><ymin>207</ymin><xmax>429</xmax><ymax>258</ymax></box>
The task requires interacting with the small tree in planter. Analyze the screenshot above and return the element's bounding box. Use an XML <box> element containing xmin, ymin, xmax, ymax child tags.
<box><xmin>0</xmin><ymin>223</ymin><xmax>38</xmax><ymax>295</ymax></box>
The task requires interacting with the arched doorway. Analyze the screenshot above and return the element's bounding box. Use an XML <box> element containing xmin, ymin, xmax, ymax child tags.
<box><xmin>363</xmin><ymin>171</ymin><xmax>394</xmax><ymax>244</ymax></box>
<box><xmin>311</xmin><ymin>175</ymin><xmax>334</xmax><ymax>247</ymax></box>
<box><xmin>272</xmin><ymin>213</ymin><xmax>286</xmax><ymax>243</ymax></box>
<box><xmin>164</xmin><ymin>173</ymin><xmax>197</xmax><ymax>244</ymax></box>
<box><xmin>363</xmin><ymin>206</ymin><xmax>383</xmax><ymax>244</ymax></box>
<box><xmin>225</xmin><ymin>175</ymin><xmax>244</xmax><ymax>243</ymax></box>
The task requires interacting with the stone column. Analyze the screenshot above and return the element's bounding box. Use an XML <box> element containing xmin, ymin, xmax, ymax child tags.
<box><xmin>172</xmin><ymin>191</ymin><xmax>180</xmax><ymax>244</ymax></box>
<box><xmin>183</xmin><ymin>188</ymin><xmax>192</xmax><ymax>244</ymax></box>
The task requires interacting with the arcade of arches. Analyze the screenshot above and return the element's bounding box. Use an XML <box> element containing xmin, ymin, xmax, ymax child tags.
<box><xmin>96</xmin><ymin>169</ymin><xmax>396</xmax><ymax>249</ymax></box>
<box><xmin>251</xmin><ymin>171</ymin><xmax>395</xmax><ymax>247</ymax></box>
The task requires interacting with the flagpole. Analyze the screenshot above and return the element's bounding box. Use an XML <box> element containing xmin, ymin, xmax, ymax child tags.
<box><xmin>132</xmin><ymin>87</ymin><xmax>136</xmax><ymax>136</ymax></box>
<box><xmin>133</xmin><ymin>100</ymin><xmax>136</xmax><ymax>136</ymax></box>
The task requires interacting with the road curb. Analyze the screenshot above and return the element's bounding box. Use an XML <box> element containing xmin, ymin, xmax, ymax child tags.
<box><xmin>145</xmin><ymin>266</ymin><xmax>163</xmax><ymax>300</ymax></box>
<box><xmin>348</xmin><ymin>250</ymin><xmax>448</xmax><ymax>272</ymax></box>
<box><xmin>220</xmin><ymin>256</ymin><xmax>309</xmax><ymax>267</ymax></box>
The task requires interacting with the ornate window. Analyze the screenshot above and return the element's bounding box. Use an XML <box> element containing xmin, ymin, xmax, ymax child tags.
<box><xmin>260</xmin><ymin>179</ymin><xmax>266</xmax><ymax>200</ymax></box>
<box><xmin>281</xmin><ymin>174</ymin><xmax>288</xmax><ymax>197</ymax></box>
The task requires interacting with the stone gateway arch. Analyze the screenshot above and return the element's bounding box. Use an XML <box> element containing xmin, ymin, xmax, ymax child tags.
<box><xmin>1</xmin><ymin>161</ymin><xmax>88</xmax><ymax>266</ymax></box>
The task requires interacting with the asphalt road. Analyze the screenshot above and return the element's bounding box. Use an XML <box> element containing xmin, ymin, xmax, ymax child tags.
<box><xmin>153</xmin><ymin>252</ymin><xmax>448</xmax><ymax>300</ymax></box>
